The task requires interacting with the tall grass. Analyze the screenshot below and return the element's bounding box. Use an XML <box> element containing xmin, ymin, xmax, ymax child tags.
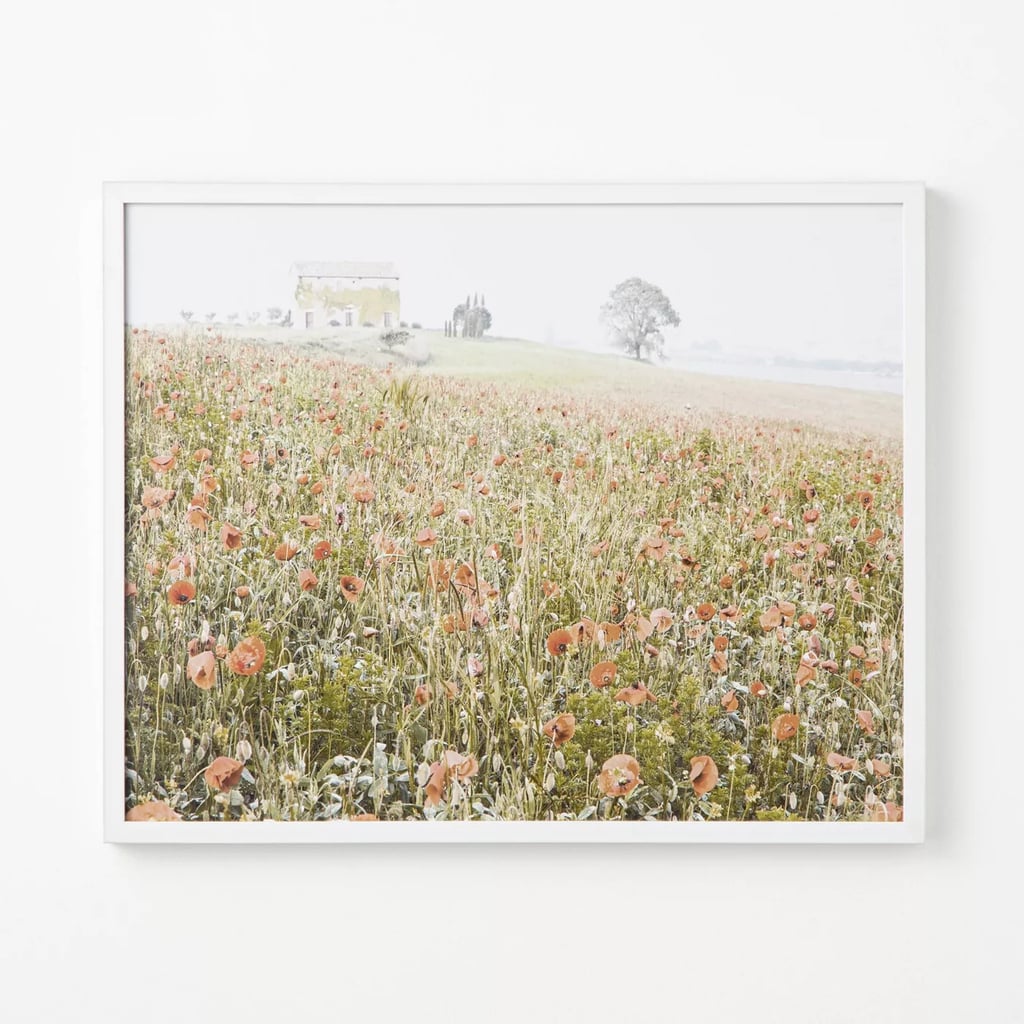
<box><xmin>124</xmin><ymin>328</ymin><xmax>904</xmax><ymax>823</ymax></box>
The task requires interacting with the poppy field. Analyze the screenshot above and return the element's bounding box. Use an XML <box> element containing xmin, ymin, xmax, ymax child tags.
<box><xmin>124</xmin><ymin>328</ymin><xmax>904</xmax><ymax>824</ymax></box>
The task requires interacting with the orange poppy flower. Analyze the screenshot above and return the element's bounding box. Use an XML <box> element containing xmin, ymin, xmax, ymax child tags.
<box><xmin>220</xmin><ymin>523</ymin><xmax>243</xmax><ymax>550</ymax></box>
<box><xmin>712</xmin><ymin>635</ymin><xmax>729</xmax><ymax>652</ymax></box>
<box><xmin>423</xmin><ymin>750</ymin><xmax>480</xmax><ymax>807</ymax></box>
<box><xmin>415</xmin><ymin>527</ymin><xmax>437</xmax><ymax>547</ymax></box>
<box><xmin>597</xmin><ymin>754</ymin><xmax>641</xmax><ymax>797</ymax></box>
<box><xmin>750</xmin><ymin>680</ymin><xmax>768</xmax><ymax>697</ymax></box>
<box><xmin>542</xmin><ymin>713</ymin><xmax>576</xmax><ymax>747</ymax></box>
<box><xmin>709</xmin><ymin>651</ymin><xmax>728</xmax><ymax>674</ymax></box>
<box><xmin>204</xmin><ymin>756</ymin><xmax>245</xmax><ymax>792</ymax></box>
<box><xmin>696</xmin><ymin>602</ymin><xmax>716</xmax><ymax>622</ymax></box>
<box><xmin>312</xmin><ymin>540</ymin><xmax>332</xmax><ymax>561</ymax></box>
<box><xmin>350</xmin><ymin>813</ymin><xmax>379</xmax><ymax>821</ymax></box>
<box><xmin>826</xmin><ymin>752</ymin><xmax>859</xmax><ymax>772</ymax></box>
<box><xmin>690</xmin><ymin>755</ymin><xmax>719</xmax><ymax>797</ymax></box>
<box><xmin>848</xmin><ymin>644</ymin><xmax>867</xmax><ymax>660</ymax></box>
<box><xmin>413</xmin><ymin>684</ymin><xmax>431</xmax><ymax>706</ymax></box>
<box><xmin>428</xmin><ymin>558</ymin><xmax>455</xmax><ymax>592</ymax></box>
<box><xmin>569</xmin><ymin>618</ymin><xmax>597</xmax><ymax>645</ymax></box>
<box><xmin>871</xmin><ymin>759</ymin><xmax>892</xmax><ymax>778</ymax></box>
<box><xmin>856</xmin><ymin>710</ymin><xmax>875</xmax><ymax>735</ymax></box>
<box><xmin>424</xmin><ymin>761</ymin><xmax>449</xmax><ymax>807</ymax></box>
<box><xmin>141</xmin><ymin>485</ymin><xmax>175</xmax><ymax>509</ymax></box>
<box><xmin>167</xmin><ymin>579</ymin><xmax>196</xmax><ymax>605</ymax></box>
<box><xmin>126</xmin><ymin>800</ymin><xmax>182</xmax><ymax>822</ymax></box>
<box><xmin>650</xmin><ymin>607</ymin><xmax>674</xmax><ymax>633</ymax></box>
<box><xmin>339</xmin><ymin>575</ymin><xmax>366</xmax><ymax>603</ymax></box>
<box><xmin>596</xmin><ymin>622</ymin><xmax>621</xmax><ymax>647</ymax></box>
<box><xmin>298</xmin><ymin>568</ymin><xmax>318</xmax><ymax>591</ymax></box>
<box><xmin>795</xmin><ymin>661</ymin><xmax>817</xmax><ymax>687</ymax></box>
<box><xmin>192</xmin><ymin>448</ymin><xmax>213</xmax><ymax>463</ymax></box>
<box><xmin>429</xmin><ymin>500</ymin><xmax>446</xmax><ymax>517</ymax></box>
<box><xmin>546</xmin><ymin>628</ymin><xmax>574</xmax><ymax>656</ymax></box>
<box><xmin>771</xmin><ymin>713</ymin><xmax>800</xmax><ymax>741</ymax></box>
<box><xmin>798</xmin><ymin>613</ymin><xmax>817</xmax><ymax>630</ymax></box>
<box><xmin>640</xmin><ymin>536</ymin><xmax>669</xmax><ymax>562</ymax></box>
<box><xmin>614</xmin><ymin>682</ymin><xmax>656</xmax><ymax>705</ymax></box>
<box><xmin>721</xmin><ymin>689</ymin><xmax>738</xmax><ymax>712</ymax></box>
<box><xmin>371</xmin><ymin>533</ymin><xmax>405</xmax><ymax>559</ymax></box>
<box><xmin>226</xmin><ymin>636</ymin><xmax>266</xmax><ymax>676</ymax></box>
<box><xmin>590</xmin><ymin>661</ymin><xmax>617</xmax><ymax>688</ymax></box>
<box><xmin>298</xmin><ymin>515</ymin><xmax>321</xmax><ymax>529</ymax></box>
<box><xmin>541</xmin><ymin>579</ymin><xmax>561</xmax><ymax>598</ymax></box>
<box><xmin>240</xmin><ymin>450</ymin><xmax>259</xmax><ymax>470</ymax></box>
<box><xmin>274</xmin><ymin>541</ymin><xmax>299</xmax><ymax>561</ymax></box>
<box><xmin>187</xmin><ymin>650</ymin><xmax>217</xmax><ymax>690</ymax></box>
<box><xmin>149</xmin><ymin>454</ymin><xmax>176</xmax><ymax>473</ymax></box>
<box><xmin>235</xmin><ymin>586</ymin><xmax>250</xmax><ymax>598</ymax></box>
<box><xmin>868</xmin><ymin>801</ymin><xmax>903</xmax><ymax>822</ymax></box>
<box><xmin>346</xmin><ymin>471</ymin><xmax>375</xmax><ymax>503</ymax></box>
<box><xmin>185</xmin><ymin>506</ymin><xmax>211</xmax><ymax>530</ymax></box>
<box><xmin>760</xmin><ymin>606</ymin><xmax>783</xmax><ymax>630</ymax></box>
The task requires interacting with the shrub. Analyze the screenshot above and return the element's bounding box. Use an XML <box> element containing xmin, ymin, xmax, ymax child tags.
<box><xmin>380</xmin><ymin>329</ymin><xmax>411</xmax><ymax>351</ymax></box>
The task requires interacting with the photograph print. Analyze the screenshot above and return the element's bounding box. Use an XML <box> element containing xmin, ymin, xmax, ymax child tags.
<box><xmin>109</xmin><ymin>184</ymin><xmax>923</xmax><ymax>840</ymax></box>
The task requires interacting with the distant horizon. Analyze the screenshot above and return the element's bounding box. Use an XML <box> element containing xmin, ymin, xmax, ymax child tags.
<box><xmin>126</xmin><ymin>201</ymin><xmax>904</xmax><ymax>372</ymax></box>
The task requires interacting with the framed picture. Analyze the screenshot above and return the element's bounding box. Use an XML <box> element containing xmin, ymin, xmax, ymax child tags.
<box><xmin>104</xmin><ymin>183</ymin><xmax>924</xmax><ymax>843</ymax></box>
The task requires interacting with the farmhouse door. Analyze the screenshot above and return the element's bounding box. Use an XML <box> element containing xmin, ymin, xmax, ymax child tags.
<box><xmin>305</xmin><ymin>311</ymin><xmax>314</xmax><ymax>327</ymax></box>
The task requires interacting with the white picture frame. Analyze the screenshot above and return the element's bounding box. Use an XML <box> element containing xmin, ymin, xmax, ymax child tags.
<box><xmin>104</xmin><ymin>182</ymin><xmax>925</xmax><ymax>844</ymax></box>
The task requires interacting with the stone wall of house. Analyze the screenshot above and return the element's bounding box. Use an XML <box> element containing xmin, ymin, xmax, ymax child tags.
<box><xmin>293</xmin><ymin>277</ymin><xmax>400</xmax><ymax>328</ymax></box>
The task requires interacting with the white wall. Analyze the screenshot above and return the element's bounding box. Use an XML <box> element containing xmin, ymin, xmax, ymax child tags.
<box><xmin>1</xmin><ymin>2</ymin><xmax>1020</xmax><ymax>1021</ymax></box>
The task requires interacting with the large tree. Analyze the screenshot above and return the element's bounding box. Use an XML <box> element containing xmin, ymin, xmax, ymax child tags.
<box><xmin>601</xmin><ymin>277</ymin><xmax>680</xmax><ymax>361</ymax></box>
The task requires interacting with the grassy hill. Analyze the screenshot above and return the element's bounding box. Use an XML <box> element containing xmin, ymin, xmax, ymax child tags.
<box><xmin>167</xmin><ymin>323</ymin><xmax>902</xmax><ymax>440</ymax></box>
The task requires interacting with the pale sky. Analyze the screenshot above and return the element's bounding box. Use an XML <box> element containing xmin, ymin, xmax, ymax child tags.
<box><xmin>126</xmin><ymin>202</ymin><xmax>904</xmax><ymax>364</ymax></box>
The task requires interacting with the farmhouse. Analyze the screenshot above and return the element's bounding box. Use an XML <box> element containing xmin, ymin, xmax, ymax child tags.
<box><xmin>289</xmin><ymin>261</ymin><xmax>400</xmax><ymax>330</ymax></box>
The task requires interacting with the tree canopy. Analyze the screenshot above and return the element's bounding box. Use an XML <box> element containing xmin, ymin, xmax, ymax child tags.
<box><xmin>601</xmin><ymin>277</ymin><xmax>680</xmax><ymax>361</ymax></box>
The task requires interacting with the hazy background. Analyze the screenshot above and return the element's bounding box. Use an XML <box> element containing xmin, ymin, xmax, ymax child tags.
<box><xmin>126</xmin><ymin>202</ymin><xmax>904</xmax><ymax>391</ymax></box>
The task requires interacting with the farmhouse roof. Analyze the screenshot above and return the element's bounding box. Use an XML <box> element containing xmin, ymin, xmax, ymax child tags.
<box><xmin>291</xmin><ymin>261</ymin><xmax>399</xmax><ymax>280</ymax></box>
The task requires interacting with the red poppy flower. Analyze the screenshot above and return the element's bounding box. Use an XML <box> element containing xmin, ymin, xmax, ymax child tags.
<box><xmin>771</xmin><ymin>713</ymin><xmax>800</xmax><ymax>741</ymax></box>
<box><xmin>187</xmin><ymin>650</ymin><xmax>217</xmax><ymax>690</ymax></box>
<box><xmin>220</xmin><ymin>523</ymin><xmax>243</xmax><ymax>550</ymax></box>
<box><xmin>126</xmin><ymin>800</ymin><xmax>182</xmax><ymax>822</ymax></box>
<box><xmin>227</xmin><ymin>636</ymin><xmax>266</xmax><ymax>676</ymax></box>
<box><xmin>546</xmin><ymin>628</ymin><xmax>573</xmax><ymax>657</ymax></box>
<box><xmin>542</xmin><ymin>713</ymin><xmax>576</xmax><ymax>747</ymax></box>
<box><xmin>597</xmin><ymin>754</ymin><xmax>641</xmax><ymax>797</ymax></box>
<box><xmin>167</xmin><ymin>579</ymin><xmax>196</xmax><ymax>605</ymax></box>
<box><xmin>339</xmin><ymin>575</ymin><xmax>366</xmax><ymax>603</ymax></box>
<box><xmin>204</xmin><ymin>756</ymin><xmax>245</xmax><ymax>792</ymax></box>
<box><xmin>690</xmin><ymin>755</ymin><xmax>719</xmax><ymax>797</ymax></box>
